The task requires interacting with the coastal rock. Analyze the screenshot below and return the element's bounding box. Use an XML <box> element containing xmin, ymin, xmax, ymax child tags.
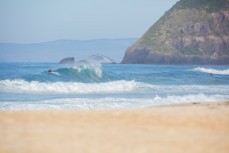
<box><xmin>59</xmin><ymin>57</ymin><xmax>75</xmax><ymax>64</ymax></box>
<box><xmin>122</xmin><ymin>0</ymin><xmax>229</xmax><ymax>65</ymax></box>
<box><xmin>86</xmin><ymin>54</ymin><xmax>116</xmax><ymax>64</ymax></box>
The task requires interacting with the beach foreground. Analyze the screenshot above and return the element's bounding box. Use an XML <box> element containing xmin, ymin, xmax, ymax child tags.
<box><xmin>0</xmin><ymin>102</ymin><xmax>229</xmax><ymax>153</ymax></box>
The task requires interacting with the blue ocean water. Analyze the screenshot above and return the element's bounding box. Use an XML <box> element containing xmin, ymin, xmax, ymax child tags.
<box><xmin>0</xmin><ymin>62</ymin><xmax>229</xmax><ymax>110</ymax></box>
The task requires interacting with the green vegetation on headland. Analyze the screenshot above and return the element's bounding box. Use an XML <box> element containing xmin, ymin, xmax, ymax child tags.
<box><xmin>122</xmin><ymin>0</ymin><xmax>229</xmax><ymax>64</ymax></box>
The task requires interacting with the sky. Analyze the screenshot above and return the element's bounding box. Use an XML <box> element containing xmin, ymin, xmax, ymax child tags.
<box><xmin>0</xmin><ymin>0</ymin><xmax>178</xmax><ymax>43</ymax></box>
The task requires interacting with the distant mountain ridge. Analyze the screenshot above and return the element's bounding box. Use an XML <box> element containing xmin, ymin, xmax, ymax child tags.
<box><xmin>122</xmin><ymin>0</ymin><xmax>229</xmax><ymax>64</ymax></box>
<box><xmin>0</xmin><ymin>38</ymin><xmax>137</xmax><ymax>62</ymax></box>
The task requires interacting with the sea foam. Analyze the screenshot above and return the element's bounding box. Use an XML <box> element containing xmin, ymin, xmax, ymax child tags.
<box><xmin>72</xmin><ymin>61</ymin><xmax>102</xmax><ymax>78</ymax></box>
<box><xmin>0</xmin><ymin>94</ymin><xmax>228</xmax><ymax>110</ymax></box>
<box><xmin>0</xmin><ymin>79</ymin><xmax>229</xmax><ymax>95</ymax></box>
<box><xmin>0</xmin><ymin>79</ymin><xmax>137</xmax><ymax>93</ymax></box>
<box><xmin>194</xmin><ymin>67</ymin><xmax>229</xmax><ymax>75</ymax></box>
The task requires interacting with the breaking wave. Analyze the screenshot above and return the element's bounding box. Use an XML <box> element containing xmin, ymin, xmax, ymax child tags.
<box><xmin>50</xmin><ymin>62</ymin><xmax>103</xmax><ymax>82</ymax></box>
<box><xmin>193</xmin><ymin>67</ymin><xmax>229</xmax><ymax>75</ymax></box>
<box><xmin>0</xmin><ymin>79</ymin><xmax>138</xmax><ymax>93</ymax></box>
<box><xmin>1</xmin><ymin>63</ymin><xmax>228</xmax><ymax>110</ymax></box>
<box><xmin>0</xmin><ymin>79</ymin><xmax>229</xmax><ymax>94</ymax></box>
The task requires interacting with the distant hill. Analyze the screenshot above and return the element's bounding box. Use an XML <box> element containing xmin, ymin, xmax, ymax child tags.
<box><xmin>0</xmin><ymin>38</ymin><xmax>136</xmax><ymax>63</ymax></box>
<box><xmin>122</xmin><ymin>0</ymin><xmax>229</xmax><ymax>64</ymax></box>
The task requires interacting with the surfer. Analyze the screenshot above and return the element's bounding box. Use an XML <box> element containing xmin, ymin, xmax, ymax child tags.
<box><xmin>48</xmin><ymin>68</ymin><xmax>52</xmax><ymax>73</ymax></box>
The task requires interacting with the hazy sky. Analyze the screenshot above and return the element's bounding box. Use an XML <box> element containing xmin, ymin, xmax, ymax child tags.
<box><xmin>0</xmin><ymin>0</ymin><xmax>178</xmax><ymax>43</ymax></box>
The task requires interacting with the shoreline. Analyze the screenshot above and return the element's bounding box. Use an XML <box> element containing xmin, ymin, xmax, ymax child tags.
<box><xmin>152</xmin><ymin>101</ymin><xmax>229</xmax><ymax>107</ymax></box>
<box><xmin>0</xmin><ymin>101</ymin><xmax>229</xmax><ymax>153</ymax></box>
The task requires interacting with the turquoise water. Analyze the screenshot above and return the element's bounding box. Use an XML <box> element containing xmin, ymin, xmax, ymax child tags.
<box><xmin>0</xmin><ymin>62</ymin><xmax>229</xmax><ymax>110</ymax></box>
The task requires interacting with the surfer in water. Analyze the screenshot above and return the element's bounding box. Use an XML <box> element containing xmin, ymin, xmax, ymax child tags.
<box><xmin>48</xmin><ymin>68</ymin><xmax>52</xmax><ymax>73</ymax></box>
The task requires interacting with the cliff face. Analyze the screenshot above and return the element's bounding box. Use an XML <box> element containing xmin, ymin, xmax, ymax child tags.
<box><xmin>122</xmin><ymin>0</ymin><xmax>229</xmax><ymax>64</ymax></box>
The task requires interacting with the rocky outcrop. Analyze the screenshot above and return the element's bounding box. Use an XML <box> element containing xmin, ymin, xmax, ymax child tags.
<box><xmin>122</xmin><ymin>0</ymin><xmax>229</xmax><ymax>65</ymax></box>
<box><xmin>86</xmin><ymin>54</ymin><xmax>116</xmax><ymax>64</ymax></box>
<box><xmin>77</xmin><ymin>54</ymin><xmax>116</xmax><ymax>64</ymax></box>
<box><xmin>59</xmin><ymin>57</ymin><xmax>75</xmax><ymax>64</ymax></box>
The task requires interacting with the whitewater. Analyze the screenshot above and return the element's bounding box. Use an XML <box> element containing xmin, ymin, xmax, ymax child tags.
<box><xmin>0</xmin><ymin>62</ymin><xmax>229</xmax><ymax>110</ymax></box>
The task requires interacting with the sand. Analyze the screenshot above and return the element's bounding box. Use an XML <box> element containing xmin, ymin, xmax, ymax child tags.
<box><xmin>0</xmin><ymin>102</ymin><xmax>229</xmax><ymax>153</ymax></box>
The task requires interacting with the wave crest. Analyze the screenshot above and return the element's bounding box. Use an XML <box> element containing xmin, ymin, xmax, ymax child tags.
<box><xmin>0</xmin><ymin>79</ymin><xmax>137</xmax><ymax>93</ymax></box>
<box><xmin>72</xmin><ymin>62</ymin><xmax>102</xmax><ymax>78</ymax></box>
<box><xmin>1</xmin><ymin>79</ymin><xmax>229</xmax><ymax>94</ymax></box>
<box><xmin>193</xmin><ymin>67</ymin><xmax>229</xmax><ymax>75</ymax></box>
<box><xmin>49</xmin><ymin>62</ymin><xmax>103</xmax><ymax>82</ymax></box>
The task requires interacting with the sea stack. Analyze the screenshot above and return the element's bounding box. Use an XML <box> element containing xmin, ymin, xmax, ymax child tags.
<box><xmin>122</xmin><ymin>0</ymin><xmax>229</xmax><ymax>65</ymax></box>
<box><xmin>59</xmin><ymin>57</ymin><xmax>75</xmax><ymax>64</ymax></box>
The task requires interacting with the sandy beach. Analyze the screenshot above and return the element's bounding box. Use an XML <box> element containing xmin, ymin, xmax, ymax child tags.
<box><xmin>0</xmin><ymin>102</ymin><xmax>229</xmax><ymax>153</ymax></box>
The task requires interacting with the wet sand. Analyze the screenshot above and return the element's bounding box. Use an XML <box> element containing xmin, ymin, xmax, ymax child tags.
<box><xmin>0</xmin><ymin>102</ymin><xmax>229</xmax><ymax>153</ymax></box>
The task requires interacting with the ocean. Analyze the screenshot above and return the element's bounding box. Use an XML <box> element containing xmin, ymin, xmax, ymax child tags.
<box><xmin>0</xmin><ymin>62</ymin><xmax>229</xmax><ymax>110</ymax></box>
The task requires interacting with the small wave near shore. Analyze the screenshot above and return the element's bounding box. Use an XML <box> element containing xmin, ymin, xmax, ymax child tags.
<box><xmin>193</xmin><ymin>67</ymin><xmax>229</xmax><ymax>75</ymax></box>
